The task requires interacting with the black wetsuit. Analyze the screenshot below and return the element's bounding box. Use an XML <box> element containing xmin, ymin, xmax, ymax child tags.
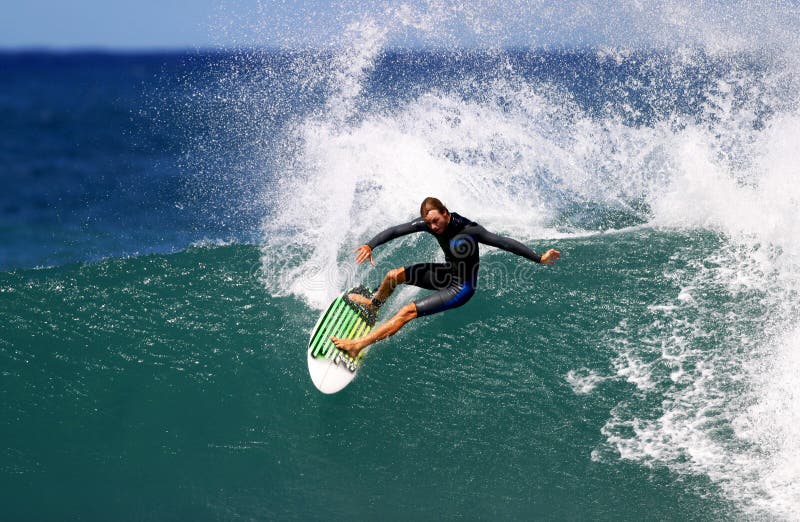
<box><xmin>366</xmin><ymin>212</ymin><xmax>542</xmax><ymax>317</ymax></box>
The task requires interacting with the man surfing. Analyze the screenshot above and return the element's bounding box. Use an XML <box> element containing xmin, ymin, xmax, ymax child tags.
<box><xmin>331</xmin><ymin>197</ymin><xmax>560</xmax><ymax>358</ymax></box>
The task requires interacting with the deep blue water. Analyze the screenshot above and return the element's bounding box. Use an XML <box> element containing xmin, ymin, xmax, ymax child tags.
<box><xmin>0</xmin><ymin>51</ymin><xmax>249</xmax><ymax>270</ymax></box>
<box><xmin>2</xmin><ymin>45</ymin><xmax>799</xmax><ymax>521</ymax></box>
<box><xmin>0</xmin><ymin>48</ymin><xmax>756</xmax><ymax>270</ymax></box>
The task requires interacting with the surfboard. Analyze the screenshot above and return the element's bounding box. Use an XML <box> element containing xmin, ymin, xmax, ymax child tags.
<box><xmin>307</xmin><ymin>286</ymin><xmax>376</xmax><ymax>393</ymax></box>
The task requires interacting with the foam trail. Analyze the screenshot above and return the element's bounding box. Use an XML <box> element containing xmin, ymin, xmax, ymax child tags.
<box><xmin>599</xmin><ymin>102</ymin><xmax>800</xmax><ymax>519</ymax></box>
<box><xmin>566</xmin><ymin>368</ymin><xmax>608</xmax><ymax>394</ymax></box>
<box><xmin>735</xmin><ymin>326</ymin><xmax>800</xmax><ymax>516</ymax></box>
<box><xmin>259</xmin><ymin>81</ymin><xmax>668</xmax><ymax>307</ymax></box>
<box><xmin>240</xmin><ymin>1</ymin><xmax>800</xmax><ymax>517</ymax></box>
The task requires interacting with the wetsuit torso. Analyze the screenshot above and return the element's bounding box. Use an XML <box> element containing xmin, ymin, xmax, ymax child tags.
<box><xmin>366</xmin><ymin>212</ymin><xmax>542</xmax><ymax>316</ymax></box>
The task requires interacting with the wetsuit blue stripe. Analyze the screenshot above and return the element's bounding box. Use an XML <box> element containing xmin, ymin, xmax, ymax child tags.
<box><xmin>425</xmin><ymin>282</ymin><xmax>475</xmax><ymax>316</ymax></box>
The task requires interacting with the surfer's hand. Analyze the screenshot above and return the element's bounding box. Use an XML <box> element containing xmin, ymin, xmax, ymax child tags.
<box><xmin>355</xmin><ymin>244</ymin><xmax>375</xmax><ymax>265</ymax></box>
<box><xmin>540</xmin><ymin>249</ymin><xmax>560</xmax><ymax>265</ymax></box>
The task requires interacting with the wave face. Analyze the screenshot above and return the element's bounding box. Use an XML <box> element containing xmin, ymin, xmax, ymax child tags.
<box><xmin>249</xmin><ymin>4</ymin><xmax>800</xmax><ymax>520</ymax></box>
<box><xmin>3</xmin><ymin>1</ymin><xmax>800</xmax><ymax>520</ymax></box>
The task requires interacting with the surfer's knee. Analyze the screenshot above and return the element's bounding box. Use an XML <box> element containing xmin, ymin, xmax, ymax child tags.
<box><xmin>378</xmin><ymin>303</ymin><xmax>418</xmax><ymax>341</ymax></box>
<box><xmin>386</xmin><ymin>267</ymin><xmax>406</xmax><ymax>285</ymax></box>
<box><xmin>397</xmin><ymin>302</ymin><xmax>417</xmax><ymax>323</ymax></box>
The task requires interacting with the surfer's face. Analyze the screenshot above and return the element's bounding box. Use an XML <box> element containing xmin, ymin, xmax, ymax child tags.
<box><xmin>424</xmin><ymin>209</ymin><xmax>450</xmax><ymax>235</ymax></box>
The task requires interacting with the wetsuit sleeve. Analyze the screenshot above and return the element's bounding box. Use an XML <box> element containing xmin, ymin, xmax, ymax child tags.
<box><xmin>366</xmin><ymin>219</ymin><xmax>428</xmax><ymax>250</ymax></box>
<box><xmin>468</xmin><ymin>225</ymin><xmax>542</xmax><ymax>263</ymax></box>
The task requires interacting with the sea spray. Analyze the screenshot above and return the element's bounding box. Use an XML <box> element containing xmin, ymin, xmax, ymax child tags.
<box><xmin>598</xmin><ymin>81</ymin><xmax>800</xmax><ymax>520</ymax></box>
<box><xmin>203</xmin><ymin>1</ymin><xmax>800</xmax><ymax>517</ymax></box>
<box><xmin>7</xmin><ymin>2</ymin><xmax>800</xmax><ymax>519</ymax></box>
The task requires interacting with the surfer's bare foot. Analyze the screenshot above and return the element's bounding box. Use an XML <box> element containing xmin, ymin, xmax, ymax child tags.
<box><xmin>347</xmin><ymin>292</ymin><xmax>379</xmax><ymax>314</ymax></box>
<box><xmin>331</xmin><ymin>336</ymin><xmax>365</xmax><ymax>359</ymax></box>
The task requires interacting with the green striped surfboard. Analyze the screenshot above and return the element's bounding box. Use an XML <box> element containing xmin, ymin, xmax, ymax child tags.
<box><xmin>307</xmin><ymin>286</ymin><xmax>377</xmax><ymax>393</ymax></box>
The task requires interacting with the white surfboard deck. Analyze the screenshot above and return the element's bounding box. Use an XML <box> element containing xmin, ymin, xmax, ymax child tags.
<box><xmin>307</xmin><ymin>286</ymin><xmax>376</xmax><ymax>394</ymax></box>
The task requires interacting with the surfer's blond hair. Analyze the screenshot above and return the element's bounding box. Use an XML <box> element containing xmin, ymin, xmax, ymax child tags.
<box><xmin>420</xmin><ymin>197</ymin><xmax>448</xmax><ymax>218</ymax></box>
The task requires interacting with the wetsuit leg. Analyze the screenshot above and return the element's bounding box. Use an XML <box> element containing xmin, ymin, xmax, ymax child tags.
<box><xmin>404</xmin><ymin>263</ymin><xmax>451</xmax><ymax>290</ymax></box>
<box><xmin>403</xmin><ymin>263</ymin><xmax>476</xmax><ymax>317</ymax></box>
<box><xmin>412</xmin><ymin>281</ymin><xmax>475</xmax><ymax>317</ymax></box>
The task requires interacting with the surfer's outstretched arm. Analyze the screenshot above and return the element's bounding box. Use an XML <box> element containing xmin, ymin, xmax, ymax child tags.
<box><xmin>354</xmin><ymin>244</ymin><xmax>375</xmax><ymax>265</ymax></box>
<box><xmin>538</xmin><ymin>249</ymin><xmax>560</xmax><ymax>264</ymax></box>
<box><xmin>469</xmin><ymin>225</ymin><xmax>561</xmax><ymax>265</ymax></box>
<box><xmin>354</xmin><ymin>219</ymin><xmax>429</xmax><ymax>264</ymax></box>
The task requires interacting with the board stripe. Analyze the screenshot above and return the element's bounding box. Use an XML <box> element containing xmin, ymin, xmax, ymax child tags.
<box><xmin>320</xmin><ymin>305</ymin><xmax>353</xmax><ymax>357</ymax></box>
<box><xmin>332</xmin><ymin>308</ymin><xmax>359</xmax><ymax>345</ymax></box>
<box><xmin>339</xmin><ymin>312</ymin><xmax>360</xmax><ymax>341</ymax></box>
<box><xmin>353</xmin><ymin>321</ymin><xmax>370</xmax><ymax>339</ymax></box>
<box><xmin>310</xmin><ymin>299</ymin><xmax>345</xmax><ymax>357</ymax></box>
<box><xmin>310</xmin><ymin>299</ymin><xmax>341</xmax><ymax>351</ymax></box>
<box><xmin>308</xmin><ymin>289</ymin><xmax>378</xmax><ymax>363</ymax></box>
<box><xmin>321</xmin><ymin>311</ymin><xmax>364</xmax><ymax>361</ymax></box>
<box><xmin>310</xmin><ymin>300</ymin><xmax>342</xmax><ymax>357</ymax></box>
<box><xmin>345</xmin><ymin>317</ymin><xmax>365</xmax><ymax>339</ymax></box>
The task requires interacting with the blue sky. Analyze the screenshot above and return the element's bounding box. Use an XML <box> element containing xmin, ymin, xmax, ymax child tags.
<box><xmin>1</xmin><ymin>1</ymin><xmax>795</xmax><ymax>50</ymax></box>
<box><xmin>1</xmin><ymin>1</ymin><xmax>223</xmax><ymax>49</ymax></box>
<box><xmin>0</xmin><ymin>0</ymin><xmax>625</xmax><ymax>49</ymax></box>
<box><xmin>1</xmin><ymin>0</ymin><xmax>391</xmax><ymax>50</ymax></box>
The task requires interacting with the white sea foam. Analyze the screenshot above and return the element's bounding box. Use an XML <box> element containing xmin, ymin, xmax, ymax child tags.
<box><xmin>566</xmin><ymin>368</ymin><xmax>608</xmax><ymax>395</ymax></box>
<box><xmin>734</xmin><ymin>325</ymin><xmax>800</xmax><ymax>516</ymax></box>
<box><xmin>599</xmin><ymin>107</ymin><xmax>800</xmax><ymax>517</ymax></box>
<box><xmin>217</xmin><ymin>1</ymin><xmax>800</xmax><ymax>517</ymax></box>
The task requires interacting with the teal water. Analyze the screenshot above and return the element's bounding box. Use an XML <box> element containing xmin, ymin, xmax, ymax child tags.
<box><xmin>2</xmin><ymin>233</ymin><xmax>746</xmax><ymax>520</ymax></box>
<box><xmin>4</xmin><ymin>4</ymin><xmax>800</xmax><ymax>519</ymax></box>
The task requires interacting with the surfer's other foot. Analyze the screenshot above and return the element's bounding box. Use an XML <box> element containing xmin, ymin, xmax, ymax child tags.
<box><xmin>331</xmin><ymin>336</ymin><xmax>363</xmax><ymax>359</ymax></box>
<box><xmin>347</xmin><ymin>292</ymin><xmax>378</xmax><ymax>314</ymax></box>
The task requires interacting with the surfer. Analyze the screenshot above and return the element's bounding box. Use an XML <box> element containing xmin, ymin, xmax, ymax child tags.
<box><xmin>331</xmin><ymin>197</ymin><xmax>560</xmax><ymax>358</ymax></box>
